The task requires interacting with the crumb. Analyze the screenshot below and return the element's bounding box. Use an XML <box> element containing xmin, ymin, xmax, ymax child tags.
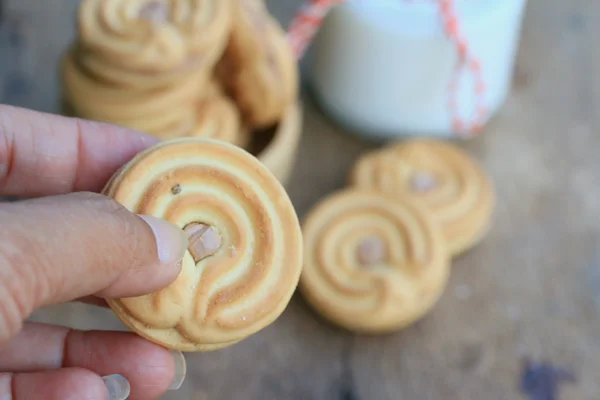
<box><xmin>171</xmin><ymin>184</ymin><xmax>182</xmax><ymax>195</ymax></box>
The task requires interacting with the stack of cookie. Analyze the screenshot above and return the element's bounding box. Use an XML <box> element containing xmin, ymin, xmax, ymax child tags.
<box><xmin>298</xmin><ymin>139</ymin><xmax>496</xmax><ymax>333</ymax></box>
<box><xmin>61</xmin><ymin>0</ymin><xmax>298</xmax><ymax>150</ymax></box>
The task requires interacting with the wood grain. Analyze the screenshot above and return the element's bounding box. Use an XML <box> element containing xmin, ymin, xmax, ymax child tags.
<box><xmin>1</xmin><ymin>0</ymin><xmax>599</xmax><ymax>399</ymax></box>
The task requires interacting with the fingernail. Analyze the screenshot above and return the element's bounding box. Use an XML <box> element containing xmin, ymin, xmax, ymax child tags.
<box><xmin>102</xmin><ymin>374</ymin><xmax>130</xmax><ymax>400</ymax></box>
<box><xmin>169</xmin><ymin>350</ymin><xmax>187</xmax><ymax>390</ymax></box>
<box><xmin>139</xmin><ymin>215</ymin><xmax>188</xmax><ymax>265</ymax></box>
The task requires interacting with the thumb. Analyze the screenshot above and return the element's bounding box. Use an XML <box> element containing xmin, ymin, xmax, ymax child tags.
<box><xmin>0</xmin><ymin>192</ymin><xmax>187</xmax><ymax>343</ymax></box>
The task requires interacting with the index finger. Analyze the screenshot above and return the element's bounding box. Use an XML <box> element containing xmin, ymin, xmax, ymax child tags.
<box><xmin>0</xmin><ymin>104</ymin><xmax>158</xmax><ymax>197</ymax></box>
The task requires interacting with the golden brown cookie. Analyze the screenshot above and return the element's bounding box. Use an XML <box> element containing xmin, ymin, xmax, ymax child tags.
<box><xmin>77</xmin><ymin>0</ymin><xmax>233</xmax><ymax>88</ymax></box>
<box><xmin>187</xmin><ymin>94</ymin><xmax>250</xmax><ymax>148</ymax></box>
<box><xmin>131</xmin><ymin>86</ymin><xmax>250</xmax><ymax>147</ymax></box>
<box><xmin>102</xmin><ymin>138</ymin><xmax>303</xmax><ymax>351</ymax></box>
<box><xmin>349</xmin><ymin>139</ymin><xmax>495</xmax><ymax>257</ymax></box>
<box><xmin>217</xmin><ymin>0</ymin><xmax>299</xmax><ymax>129</ymax></box>
<box><xmin>141</xmin><ymin>112</ymin><xmax>200</xmax><ymax>139</ymax></box>
<box><xmin>300</xmin><ymin>189</ymin><xmax>450</xmax><ymax>333</ymax></box>
<box><xmin>76</xmin><ymin>47</ymin><xmax>207</xmax><ymax>90</ymax></box>
<box><xmin>61</xmin><ymin>49</ymin><xmax>206</xmax><ymax>135</ymax></box>
<box><xmin>151</xmin><ymin>94</ymin><xmax>250</xmax><ymax>148</ymax></box>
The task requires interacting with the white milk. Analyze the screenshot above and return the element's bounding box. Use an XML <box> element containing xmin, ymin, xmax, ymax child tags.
<box><xmin>309</xmin><ymin>0</ymin><xmax>527</xmax><ymax>140</ymax></box>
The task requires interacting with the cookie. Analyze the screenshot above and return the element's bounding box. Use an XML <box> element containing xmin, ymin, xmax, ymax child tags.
<box><xmin>187</xmin><ymin>95</ymin><xmax>250</xmax><ymax>148</ymax></box>
<box><xmin>102</xmin><ymin>138</ymin><xmax>303</xmax><ymax>351</ymax></box>
<box><xmin>299</xmin><ymin>189</ymin><xmax>450</xmax><ymax>333</ymax></box>
<box><xmin>140</xmin><ymin>112</ymin><xmax>200</xmax><ymax>140</ymax></box>
<box><xmin>152</xmin><ymin>94</ymin><xmax>250</xmax><ymax>148</ymax></box>
<box><xmin>75</xmin><ymin>47</ymin><xmax>208</xmax><ymax>90</ymax></box>
<box><xmin>217</xmin><ymin>0</ymin><xmax>299</xmax><ymax>129</ymax></box>
<box><xmin>61</xmin><ymin>49</ymin><xmax>206</xmax><ymax>135</ymax></box>
<box><xmin>349</xmin><ymin>139</ymin><xmax>495</xmax><ymax>257</ymax></box>
<box><xmin>77</xmin><ymin>0</ymin><xmax>233</xmax><ymax>88</ymax></box>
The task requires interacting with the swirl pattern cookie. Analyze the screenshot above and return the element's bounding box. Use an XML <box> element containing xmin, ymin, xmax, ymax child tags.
<box><xmin>300</xmin><ymin>189</ymin><xmax>450</xmax><ymax>333</ymax></box>
<box><xmin>61</xmin><ymin>50</ymin><xmax>205</xmax><ymax>135</ymax></box>
<box><xmin>187</xmin><ymin>95</ymin><xmax>249</xmax><ymax>148</ymax></box>
<box><xmin>217</xmin><ymin>0</ymin><xmax>299</xmax><ymax>129</ymax></box>
<box><xmin>349</xmin><ymin>139</ymin><xmax>495</xmax><ymax>256</ymax></box>
<box><xmin>77</xmin><ymin>0</ymin><xmax>232</xmax><ymax>87</ymax></box>
<box><xmin>103</xmin><ymin>138</ymin><xmax>303</xmax><ymax>351</ymax></box>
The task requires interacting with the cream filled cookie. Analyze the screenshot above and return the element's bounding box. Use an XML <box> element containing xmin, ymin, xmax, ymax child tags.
<box><xmin>102</xmin><ymin>138</ymin><xmax>303</xmax><ymax>351</ymax></box>
<box><xmin>217</xmin><ymin>0</ymin><xmax>298</xmax><ymax>129</ymax></box>
<box><xmin>350</xmin><ymin>139</ymin><xmax>495</xmax><ymax>257</ymax></box>
<box><xmin>300</xmin><ymin>189</ymin><xmax>450</xmax><ymax>333</ymax></box>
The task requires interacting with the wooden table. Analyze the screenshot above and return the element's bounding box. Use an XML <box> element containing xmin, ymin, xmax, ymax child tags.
<box><xmin>1</xmin><ymin>0</ymin><xmax>599</xmax><ymax>399</ymax></box>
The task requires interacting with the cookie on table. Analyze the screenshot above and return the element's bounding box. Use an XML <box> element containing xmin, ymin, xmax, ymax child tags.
<box><xmin>349</xmin><ymin>139</ymin><xmax>495</xmax><ymax>257</ymax></box>
<box><xmin>102</xmin><ymin>138</ymin><xmax>303</xmax><ymax>351</ymax></box>
<box><xmin>299</xmin><ymin>189</ymin><xmax>450</xmax><ymax>333</ymax></box>
<box><xmin>76</xmin><ymin>0</ymin><xmax>233</xmax><ymax>88</ymax></box>
<box><xmin>217</xmin><ymin>0</ymin><xmax>299</xmax><ymax>129</ymax></box>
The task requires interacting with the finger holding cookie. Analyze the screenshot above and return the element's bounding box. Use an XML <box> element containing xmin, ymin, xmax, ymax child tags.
<box><xmin>0</xmin><ymin>106</ymin><xmax>189</xmax><ymax>399</ymax></box>
<box><xmin>102</xmin><ymin>138</ymin><xmax>303</xmax><ymax>351</ymax></box>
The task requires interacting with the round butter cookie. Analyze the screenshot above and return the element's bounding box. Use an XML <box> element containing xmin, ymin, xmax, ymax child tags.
<box><xmin>77</xmin><ymin>0</ymin><xmax>233</xmax><ymax>88</ymax></box>
<box><xmin>147</xmin><ymin>91</ymin><xmax>249</xmax><ymax>148</ymax></box>
<box><xmin>61</xmin><ymin>50</ymin><xmax>205</xmax><ymax>135</ymax></box>
<box><xmin>102</xmin><ymin>138</ymin><xmax>303</xmax><ymax>351</ymax></box>
<box><xmin>349</xmin><ymin>139</ymin><xmax>495</xmax><ymax>257</ymax></box>
<box><xmin>187</xmin><ymin>95</ymin><xmax>250</xmax><ymax>149</ymax></box>
<box><xmin>217</xmin><ymin>0</ymin><xmax>298</xmax><ymax>129</ymax></box>
<box><xmin>300</xmin><ymin>189</ymin><xmax>450</xmax><ymax>333</ymax></box>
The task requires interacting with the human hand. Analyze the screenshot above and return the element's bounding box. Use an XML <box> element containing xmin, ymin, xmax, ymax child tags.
<box><xmin>0</xmin><ymin>105</ymin><xmax>188</xmax><ymax>399</ymax></box>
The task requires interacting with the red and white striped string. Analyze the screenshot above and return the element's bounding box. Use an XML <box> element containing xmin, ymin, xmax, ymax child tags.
<box><xmin>287</xmin><ymin>0</ymin><xmax>488</xmax><ymax>137</ymax></box>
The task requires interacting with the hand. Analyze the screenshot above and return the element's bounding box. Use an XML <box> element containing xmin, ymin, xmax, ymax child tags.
<box><xmin>0</xmin><ymin>105</ymin><xmax>188</xmax><ymax>400</ymax></box>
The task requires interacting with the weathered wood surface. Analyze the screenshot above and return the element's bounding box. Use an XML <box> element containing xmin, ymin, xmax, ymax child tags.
<box><xmin>2</xmin><ymin>0</ymin><xmax>600</xmax><ymax>399</ymax></box>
